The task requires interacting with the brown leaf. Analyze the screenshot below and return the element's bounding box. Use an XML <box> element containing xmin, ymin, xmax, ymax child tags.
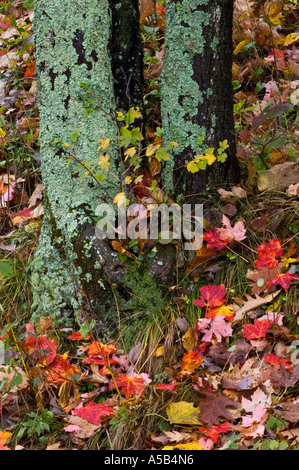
<box><xmin>182</xmin><ymin>328</ymin><xmax>196</xmax><ymax>352</ymax></box>
<box><xmin>246</xmin><ymin>263</ymin><xmax>284</xmax><ymax>295</ymax></box>
<box><xmin>232</xmin><ymin>291</ymin><xmax>281</xmax><ymax>322</ymax></box>
<box><xmin>28</xmin><ymin>183</ymin><xmax>43</xmax><ymax>208</ymax></box>
<box><xmin>207</xmin><ymin>340</ymin><xmax>249</xmax><ymax>367</ymax></box>
<box><xmin>271</xmin><ymin>362</ymin><xmax>299</xmax><ymax>388</ymax></box>
<box><xmin>276</xmin><ymin>401</ymin><xmax>299</xmax><ymax>423</ymax></box>
<box><xmin>257</xmin><ymin>162</ymin><xmax>299</xmax><ymax>192</ymax></box>
<box><xmin>198</xmin><ymin>389</ymin><xmax>240</xmax><ymax>428</ymax></box>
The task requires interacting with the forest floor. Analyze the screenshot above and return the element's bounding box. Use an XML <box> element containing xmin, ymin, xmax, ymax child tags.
<box><xmin>0</xmin><ymin>0</ymin><xmax>298</xmax><ymax>451</ymax></box>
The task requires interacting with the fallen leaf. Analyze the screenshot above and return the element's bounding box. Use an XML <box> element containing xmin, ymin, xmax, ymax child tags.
<box><xmin>166</xmin><ymin>402</ymin><xmax>202</xmax><ymax>426</ymax></box>
<box><xmin>198</xmin><ymin>389</ymin><xmax>239</xmax><ymax>428</ymax></box>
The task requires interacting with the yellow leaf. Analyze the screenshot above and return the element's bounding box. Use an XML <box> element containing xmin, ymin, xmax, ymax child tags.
<box><xmin>182</xmin><ymin>328</ymin><xmax>196</xmax><ymax>351</ymax></box>
<box><xmin>155</xmin><ymin>346</ymin><xmax>164</xmax><ymax>357</ymax></box>
<box><xmin>267</xmin><ymin>0</ymin><xmax>284</xmax><ymax>26</ymax></box>
<box><xmin>146</xmin><ymin>142</ymin><xmax>161</xmax><ymax>157</ymax></box>
<box><xmin>113</xmin><ymin>192</ymin><xmax>126</xmax><ymax>205</ymax></box>
<box><xmin>197</xmin><ymin>153</ymin><xmax>216</xmax><ymax>166</ymax></box>
<box><xmin>186</xmin><ymin>160</ymin><xmax>199</xmax><ymax>173</ymax></box>
<box><xmin>163</xmin><ymin>441</ymin><xmax>203</xmax><ymax>451</ymax></box>
<box><xmin>124</xmin><ymin>147</ymin><xmax>137</xmax><ymax>160</ymax></box>
<box><xmin>234</xmin><ymin>38</ymin><xmax>250</xmax><ymax>55</ymax></box>
<box><xmin>63</xmin><ymin>142</ymin><xmax>70</xmax><ymax>147</ymax></box>
<box><xmin>284</xmin><ymin>33</ymin><xmax>299</xmax><ymax>46</ymax></box>
<box><xmin>124</xmin><ymin>176</ymin><xmax>133</xmax><ymax>185</ymax></box>
<box><xmin>166</xmin><ymin>402</ymin><xmax>202</xmax><ymax>425</ymax></box>
<box><xmin>99</xmin><ymin>154</ymin><xmax>110</xmax><ymax>171</ymax></box>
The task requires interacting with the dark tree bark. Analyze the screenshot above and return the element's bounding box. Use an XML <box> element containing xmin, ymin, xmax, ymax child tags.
<box><xmin>108</xmin><ymin>0</ymin><xmax>144</xmax><ymax>113</ymax></box>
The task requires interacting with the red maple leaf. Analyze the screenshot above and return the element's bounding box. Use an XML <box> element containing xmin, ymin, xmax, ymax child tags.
<box><xmin>193</xmin><ymin>284</ymin><xmax>226</xmax><ymax>308</ymax></box>
<box><xmin>46</xmin><ymin>354</ymin><xmax>80</xmax><ymax>384</ymax></box>
<box><xmin>203</xmin><ymin>230</ymin><xmax>227</xmax><ymax>250</ymax></box>
<box><xmin>73</xmin><ymin>401</ymin><xmax>115</xmax><ymax>425</ymax></box>
<box><xmin>21</xmin><ymin>323</ymin><xmax>57</xmax><ymax>365</ymax></box>
<box><xmin>154</xmin><ymin>380</ymin><xmax>179</xmax><ymax>393</ymax></box>
<box><xmin>13</xmin><ymin>208</ymin><xmax>33</xmax><ymax>219</ymax></box>
<box><xmin>264</xmin><ymin>353</ymin><xmax>292</xmax><ymax>371</ymax></box>
<box><xmin>254</xmin><ymin>239</ymin><xmax>283</xmax><ymax>270</ymax></box>
<box><xmin>200</xmin><ymin>422</ymin><xmax>231</xmax><ymax>443</ymax></box>
<box><xmin>110</xmin><ymin>372</ymin><xmax>151</xmax><ymax>399</ymax></box>
<box><xmin>68</xmin><ymin>331</ymin><xmax>90</xmax><ymax>341</ymax></box>
<box><xmin>243</xmin><ymin>319</ymin><xmax>271</xmax><ymax>341</ymax></box>
<box><xmin>84</xmin><ymin>341</ymin><xmax>117</xmax><ymax>357</ymax></box>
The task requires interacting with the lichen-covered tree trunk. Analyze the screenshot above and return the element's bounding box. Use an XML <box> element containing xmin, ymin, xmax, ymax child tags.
<box><xmin>31</xmin><ymin>0</ymin><xmax>170</xmax><ymax>337</ymax></box>
<box><xmin>161</xmin><ymin>0</ymin><xmax>240</xmax><ymax>201</ymax></box>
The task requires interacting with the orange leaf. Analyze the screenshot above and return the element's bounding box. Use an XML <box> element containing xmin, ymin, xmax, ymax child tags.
<box><xmin>0</xmin><ymin>431</ymin><xmax>12</xmax><ymax>450</ymax></box>
<box><xmin>182</xmin><ymin>350</ymin><xmax>204</xmax><ymax>373</ymax></box>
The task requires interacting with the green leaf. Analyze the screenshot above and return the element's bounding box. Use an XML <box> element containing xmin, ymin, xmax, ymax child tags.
<box><xmin>70</xmin><ymin>131</ymin><xmax>78</xmax><ymax>143</ymax></box>
<box><xmin>0</xmin><ymin>262</ymin><xmax>13</xmax><ymax>277</ymax></box>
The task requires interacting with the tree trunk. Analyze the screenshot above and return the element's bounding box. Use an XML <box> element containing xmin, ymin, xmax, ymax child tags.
<box><xmin>31</xmin><ymin>0</ymin><xmax>172</xmax><ymax>338</ymax></box>
<box><xmin>108</xmin><ymin>0</ymin><xmax>144</xmax><ymax>113</ymax></box>
<box><xmin>161</xmin><ymin>0</ymin><xmax>240</xmax><ymax>202</ymax></box>
<box><xmin>30</xmin><ymin>0</ymin><xmax>128</xmax><ymax>330</ymax></box>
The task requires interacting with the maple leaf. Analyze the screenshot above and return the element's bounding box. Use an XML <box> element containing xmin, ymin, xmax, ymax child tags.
<box><xmin>21</xmin><ymin>323</ymin><xmax>57</xmax><ymax>365</ymax></box>
<box><xmin>205</xmin><ymin>305</ymin><xmax>235</xmax><ymax>321</ymax></box>
<box><xmin>203</xmin><ymin>229</ymin><xmax>227</xmax><ymax>250</ymax></box>
<box><xmin>200</xmin><ymin>422</ymin><xmax>231</xmax><ymax>443</ymax></box>
<box><xmin>254</xmin><ymin>239</ymin><xmax>283</xmax><ymax>270</ymax></box>
<box><xmin>110</xmin><ymin>372</ymin><xmax>151</xmax><ymax>399</ymax></box>
<box><xmin>68</xmin><ymin>331</ymin><xmax>90</xmax><ymax>341</ymax></box>
<box><xmin>154</xmin><ymin>380</ymin><xmax>179</xmax><ymax>393</ymax></box>
<box><xmin>270</xmin><ymin>362</ymin><xmax>299</xmax><ymax>388</ymax></box>
<box><xmin>198</xmin><ymin>389</ymin><xmax>239</xmax><ymax>428</ymax></box>
<box><xmin>241</xmin><ymin>388</ymin><xmax>271</xmax><ymax>428</ymax></box>
<box><xmin>270</xmin><ymin>272</ymin><xmax>299</xmax><ymax>291</ymax></box>
<box><xmin>84</xmin><ymin>341</ymin><xmax>117</xmax><ymax>358</ymax></box>
<box><xmin>0</xmin><ymin>431</ymin><xmax>12</xmax><ymax>450</ymax></box>
<box><xmin>193</xmin><ymin>284</ymin><xmax>226</xmax><ymax>308</ymax></box>
<box><xmin>264</xmin><ymin>353</ymin><xmax>292</xmax><ymax>371</ymax></box>
<box><xmin>246</xmin><ymin>264</ymin><xmax>284</xmax><ymax>295</ymax></box>
<box><xmin>197</xmin><ymin>316</ymin><xmax>233</xmax><ymax>343</ymax></box>
<box><xmin>243</xmin><ymin>319</ymin><xmax>271</xmax><ymax>341</ymax></box>
<box><xmin>181</xmin><ymin>350</ymin><xmax>204</xmax><ymax>373</ymax></box>
<box><xmin>46</xmin><ymin>354</ymin><xmax>80</xmax><ymax>384</ymax></box>
<box><xmin>217</xmin><ymin>215</ymin><xmax>246</xmax><ymax>243</ymax></box>
<box><xmin>73</xmin><ymin>401</ymin><xmax>115</xmax><ymax>425</ymax></box>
